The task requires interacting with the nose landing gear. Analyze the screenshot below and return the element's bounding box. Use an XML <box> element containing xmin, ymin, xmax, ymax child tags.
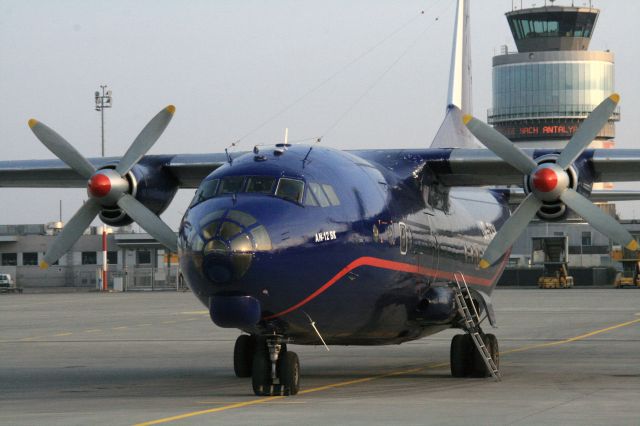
<box><xmin>233</xmin><ymin>334</ymin><xmax>256</xmax><ymax>378</ymax></box>
<box><xmin>233</xmin><ymin>334</ymin><xmax>300</xmax><ymax>396</ymax></box>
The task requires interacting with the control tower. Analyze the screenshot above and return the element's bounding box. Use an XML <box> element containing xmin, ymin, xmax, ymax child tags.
<box><xmin>488</xmin><ymin>1</ymin><xmax>619</xmax><ymax>150</ymax></box>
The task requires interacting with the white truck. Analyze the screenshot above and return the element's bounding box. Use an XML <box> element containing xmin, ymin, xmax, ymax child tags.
<box><xmin>0</xmin><ymin>273</ymin><xmax>21</xmax><ymax>293</ymax></box>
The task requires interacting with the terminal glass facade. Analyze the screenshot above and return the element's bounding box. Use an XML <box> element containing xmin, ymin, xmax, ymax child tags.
<box><xmin>491</xmin><ymin>61</ymin><xmax>614</xmax><ymax>120</ymax></box>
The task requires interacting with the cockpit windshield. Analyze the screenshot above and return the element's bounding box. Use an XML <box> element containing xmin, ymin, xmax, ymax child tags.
<box><xmin>219</xmin><ymin>176</ymin><xmax>244</xmax><ymax>194</ymax></box>
<box><xmin>275</xmin><ymin>178</ymin><xmax>304</xmax><ymax>203</ymax></box>
<box><xmin>246</xmin><ymin>176</ymin><xmax>276</xmax><ymax>194</ymax></box>
<box><xmin>190</xmin><ymin>175</ymin><xmax>340</xmax><ymax>208</ymax></box>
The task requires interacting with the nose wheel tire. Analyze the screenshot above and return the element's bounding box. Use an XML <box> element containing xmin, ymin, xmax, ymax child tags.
<box><xmin>250</xmin><ymin>336</ymin><xmax>300</xmax><ymax>396</ymax></box>
<box><xmin>251</xmin><ymin>349</ymin><xmax>272</xmax><ymax>395</ymax></box>
<box><xmin>277</xmin><ymin>351</ymin><xmax>300</xmax><ymax>395</ymax></box>
<box><xmin>234</xmin><ymin>335</ymin><xmax>256</xmax><ymax>378</ymax></box>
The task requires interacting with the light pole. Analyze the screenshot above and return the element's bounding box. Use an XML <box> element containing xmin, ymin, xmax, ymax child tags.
<box><xmin>94</xmin><ymin>85</ymin><xmax>112</xmax><ymax>157</ymax></box>
<box><xmin>95</xmin><ymin>85</ymin><xmax>112</xmax><ymax>290</ymax></box>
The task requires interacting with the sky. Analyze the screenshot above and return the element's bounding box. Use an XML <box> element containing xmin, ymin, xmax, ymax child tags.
<box><xmin>1</xmin><ymin>0</ymin><xmax>640</xmax><ymax>229</ymax></box>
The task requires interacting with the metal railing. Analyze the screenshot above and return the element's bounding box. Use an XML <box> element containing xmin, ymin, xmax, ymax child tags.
<box><xmin>123</xmin><ymin>266</ymin><xmax>180</xmax><ymax>291</ymax></box>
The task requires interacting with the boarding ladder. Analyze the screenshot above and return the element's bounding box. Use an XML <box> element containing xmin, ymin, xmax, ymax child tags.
<box><xmin>453</xmin><ymin>272</ymin><xmax>501</xmax><ymax>381</ymax></box>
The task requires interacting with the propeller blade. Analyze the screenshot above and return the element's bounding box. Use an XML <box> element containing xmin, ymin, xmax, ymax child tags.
<box><xmin>463</xmin><ymin>115</ymin><xmax>538</xmax><ymax>175</ymax></box>
<box><xmin>28</xmin><ymin>119</ymin><xmax>96</xmax><ymax>179</ymax></box>
<box><xmin>556</xmin><ymin>94</ymin><xmax>620</xmax><ymax>169</ymax></box>
<box><xmin>479</xmin><ymin>193</ymin><xmax>543</xmax><ymax>269</ymax></box>
<box><xmin>117</xmin><ymin>194</ymin><xmax>177</xmax><ymax>252</ymax></box>
<box><xmin>40</xmin><ymin>199</ymin><xmax>102</xmax><ymax>268</ymax></box>
<box><xmin>115</xmin><ymin>105</ymin><xmax>176</xmax><ymax>176</ymax></box>
<box><xmin>560</xmin><ymin>188</ymin><xmax>638</xmax><ymax>251</ymax></box>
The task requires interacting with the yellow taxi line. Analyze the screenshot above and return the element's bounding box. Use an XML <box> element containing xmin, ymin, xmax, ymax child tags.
<box><xmin>11</xmin><ymin>319</ymin><xmax>201</xmax><ymax>342</ymax></box>
<box><xmin>133</xmin><ymin>316</ymin><xmax>640</xmax><ymax>426</ymax></box>
<box><xmin>501</xmin><ymin>318</ymin><xmax>640</xmax><ymax>355</ymax></box>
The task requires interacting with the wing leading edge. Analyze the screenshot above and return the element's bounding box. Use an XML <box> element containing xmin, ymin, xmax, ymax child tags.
<box><xmin>0</xmin><ymin>153</ymin><xmax>229</xmax><ymax>189</ymax></box>
<box><xmin>2</xmin><ymin>148</ymin><xmax>640</xmax><ymax>190</ymax></box>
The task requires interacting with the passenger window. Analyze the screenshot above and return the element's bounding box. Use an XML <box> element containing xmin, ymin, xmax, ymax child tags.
<box><xmin>322</xmin><ymin>184</ymin><xmax>340</xmax><ymax>206</ymax></box>
<box><xmin>218</xmin><ymin>176</ymin><xmax>245</xmax><ymax>194</ymax></box>
<box><xmin>275</xmin><ymin>178</ymin><xmax>304</xmax><ymax>203</ymax></box>
<box><xmin>309</xmin><ymin>183</ymin><xmax>330</xmax><ymax>207</ymax></box>
<box><xmin>245</xmin><ymin>176</ymin><xmax>276</xmax><ymax>194</ymax></box>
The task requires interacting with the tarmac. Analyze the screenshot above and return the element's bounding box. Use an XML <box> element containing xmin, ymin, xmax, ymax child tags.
<box><xmin>1</xmin><ymin>288</ymin><xmax>639</xmax><ymax>426</ymax></box>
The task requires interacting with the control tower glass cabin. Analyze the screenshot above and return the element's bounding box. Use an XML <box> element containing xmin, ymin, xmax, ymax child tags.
<box><xmin>488</xmin><ymin>4</ymin><xmax>619</xmax><ymax>149</ymax></box>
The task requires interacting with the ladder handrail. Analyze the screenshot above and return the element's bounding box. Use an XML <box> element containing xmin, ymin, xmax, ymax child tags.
<box><xmin>453</xmin><ymin>271</ymin><xmax>481</xmax><ymax>324</ymax></box>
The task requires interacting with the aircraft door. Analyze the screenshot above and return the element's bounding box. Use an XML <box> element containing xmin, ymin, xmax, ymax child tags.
<box><xmin>421</xmin><ymin>214</ymin><xmax>439</xmax><ymax>283</ymax></box>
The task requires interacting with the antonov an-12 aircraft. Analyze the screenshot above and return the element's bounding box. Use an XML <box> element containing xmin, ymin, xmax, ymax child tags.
<box><xmin>1</xmin><ymin>0</ymin><xmax>639</xmax><ymax>395</ymax></box>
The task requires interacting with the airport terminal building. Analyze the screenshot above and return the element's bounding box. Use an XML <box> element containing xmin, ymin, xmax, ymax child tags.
<box><xmin>0</xmin><ymin>223</ymin><xmax>179</xmax><ymax>290</ymax></box>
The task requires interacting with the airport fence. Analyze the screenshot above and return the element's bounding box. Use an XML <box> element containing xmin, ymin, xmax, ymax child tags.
<box><xmin>114</xmin><ymin>266</ymin><xmax>183</xmax><ymax>291</ymax></box>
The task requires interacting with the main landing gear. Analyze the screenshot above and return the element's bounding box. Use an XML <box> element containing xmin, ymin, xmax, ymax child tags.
<box><xmin>450</xmin><ymin>332</ymin><xmax>499</xmax><ymax>377</ymax></box>
<box><xmin>451</xmin><ymin>273</ymin><xmax>501</xmax><ymax>380</ymax></box>
<box><xmin>233</xmin><ymin>334</ymin><xmax>300</xmax><ymax>396</ymax></box>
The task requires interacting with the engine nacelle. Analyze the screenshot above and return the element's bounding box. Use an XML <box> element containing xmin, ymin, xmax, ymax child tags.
<box><xmin>98</xmin><ymin>157</ymin><xmax>179</xmax><ymax>227</ymax></box>
<box><xmin>413</xmin><ymin>285</ymin><xmax>457</xmax><ymax>325</ymax></box>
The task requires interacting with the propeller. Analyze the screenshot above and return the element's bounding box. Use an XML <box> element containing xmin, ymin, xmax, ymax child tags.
<box><xmin>463</xmin><ymin>93</ymin><xmax>638</xmax><ymax>269</ymax></box>
<box><xmin>28</xmin><ymin>105</ymin><xmax>178</xmax><ymax>268</ymax></box>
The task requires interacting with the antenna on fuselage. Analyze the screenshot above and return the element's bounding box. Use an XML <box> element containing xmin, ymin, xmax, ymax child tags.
<box><xmin>302</xmin><ymin>137</ymin><xmax>322</xmax><ymax>167</ymax></box>
<box><xmin>225</xmin><ymin>139</ymin><xmax>240</xmax><ymax>164</ymax></box>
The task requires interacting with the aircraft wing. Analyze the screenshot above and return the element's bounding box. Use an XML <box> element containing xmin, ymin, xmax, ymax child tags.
<box><xmin>418</xmin><ymin>148</ymin><xmax>640</xmax><ymax>187</ymax></box>
<box><xmin>0</xmin><ymin>153</ymin><xmax>230</xmax><ymax>189</ymax></box>
<box><xmin>3</xmin><ymin>148</ymin><xmax>640</xmax><ymax>190</ymax></box>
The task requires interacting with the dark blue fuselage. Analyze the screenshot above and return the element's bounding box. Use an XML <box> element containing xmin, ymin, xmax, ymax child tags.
<box><xmin>179</xmin><ymin>145</ymin><xmax>509</xmax><ymax>345</ymax></box>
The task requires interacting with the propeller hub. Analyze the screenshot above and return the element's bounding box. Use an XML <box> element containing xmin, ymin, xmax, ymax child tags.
<box><xmin>532</xmin><ymin>167</ymin><xmax>558</xmax><ymax>192</ymax></box>
<box><xmin>86</xmin><ymin>169</ymin><xmax>130</xmax><ymax>205</ymax></box>
<box><xmin>88</xmin><ymin>173</ymin><xmax>112</xmax><ymax>198</ymax></box>
<box><xmin>528</xmin><ymin>163</ymin><xmax>570</xmax><ymax>202</ymax></box>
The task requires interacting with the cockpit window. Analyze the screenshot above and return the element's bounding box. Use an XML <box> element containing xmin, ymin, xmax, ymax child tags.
<box><xmin>304</xmin><ymin>188</ymin><xmax>319</xmax><ymax>206</ymax></box>
<box><xmin>275</xmin><ymin>178</ymin><xmax>304</xmax><ymax>203</ymax></box>
<box><xmin>309</xmin><ymin>183</ymin><xmax>330</xmax><ymax>207</ymax></box>
<box><xmin>190</xmin><ymin>179</ymin><xmax>219</xmax><ymax>207</ymax></box>
<box><xmin>190</xmin><ymin>175</ymin><xmax>309</xmax><ymax>206</ymax></box>
<box><xmin>245</xmin><ymin>176</ymin><xmax>276</xmax><ymax>194</ymax></box>
<box><xmin>322</xmin><ymin>184</ymin><xmax>340</xmax><ymax>206</ymax></box>
<box><xmin>304</xmin><ymin>182</ymin><xmax>340</xmax><ymax>208</ymax></box>
<box><xmin>218</xmin><ymin>176</ymin><xmax>245</xmax><ymax>195</ymax></box>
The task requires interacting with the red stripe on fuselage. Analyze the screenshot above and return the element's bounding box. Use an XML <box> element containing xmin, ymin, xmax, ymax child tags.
<box><xmin>262</xmin><ymin>256</ymin><xmax>504</xmax><ymax>320</ymax></box>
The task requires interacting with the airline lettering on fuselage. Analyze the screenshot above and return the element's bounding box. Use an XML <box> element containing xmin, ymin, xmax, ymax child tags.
<box><xmin>479</xmin><ymin>221</ymin><xmax>497</xmax><ymax>240</ymax></box>
<box><xmin>315</xmin><ymin>230</ymin><xmax>337</xmax><ymax>243</ymax></box>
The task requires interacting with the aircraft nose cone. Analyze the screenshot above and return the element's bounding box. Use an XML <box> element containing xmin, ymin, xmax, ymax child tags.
<box><xmin>203</xmin><ymin>250</ymin><xmax>253</xmax><ymax>284</ymax></box>
<box><xmin>532</xmin><ymin>167</ymin><xmax>558</xmax><ymax>192</ymax></box>
<box><xmin>197</xmin><ymin>209</ymin><xmax>272</xmax><ymax>285</ymax></box>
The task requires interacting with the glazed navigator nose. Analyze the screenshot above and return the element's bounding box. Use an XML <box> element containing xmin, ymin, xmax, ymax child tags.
<box><xmin>199</xmin><ymin>209</ymin><xmax>272</xmax><ymax>284</ymax></box>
